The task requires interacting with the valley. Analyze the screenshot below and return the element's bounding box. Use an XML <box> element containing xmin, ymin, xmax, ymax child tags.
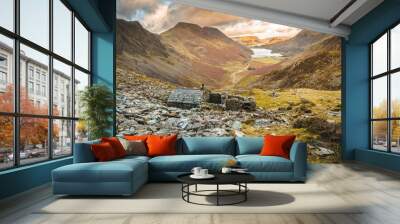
<box><xmin>116</xmin><ymin>19</ymin><xmax>342</xmax><ymax>163</ymax></box>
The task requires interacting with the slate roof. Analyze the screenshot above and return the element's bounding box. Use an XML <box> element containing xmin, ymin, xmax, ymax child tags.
<box><xmin>167</xmin><ymin>88</ymin><xmax>203</xmax><ymax>109</ymax></box>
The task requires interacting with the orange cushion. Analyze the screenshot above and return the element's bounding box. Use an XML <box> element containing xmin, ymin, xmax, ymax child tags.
<box><xmin>146</xmin><ymin>135</ymin><xmax>177</xmax><ymax>157</ymax></box>
<box><xmin>91</xmin><ymin>142</ymin><xmax>118</xmax><ymax>162</ymax></box>
<box><xmin>124</xmin><ymin>135</ymin><xmax>148</xmax><ymax>141</ymax></box>
<box><xmin>260</xmin><ymin>134</ymin><xmax>296</xmax><ymax>159</ymax></box>
<box><xmin>101</xmin><ymin>137</ymin><xmax>127</xmax><ymax>158</ymax></box>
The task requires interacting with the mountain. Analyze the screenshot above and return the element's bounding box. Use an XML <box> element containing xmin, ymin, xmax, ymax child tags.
<box><xmin>233</xmin><ymin>36</ymin><xmax>291</xmax><ymax>47</ymax></box>
<box><xmin>116</xmin><ymin>20</ymin><xmax>252</xmax><ymax>88</ymax></box>
<box><xmin>116</xmin><ymin>20</ymin><xmax>167</xmax><ymax>57</ymax></box>
<box><xmin>246</xmin><ymin>35</ymin><xmax>341</xmax><ymax>90</ymax></box>
<box><xmin>161</xmin><ymin>22</ymin><xmax>251</xmax><ymax>66</ymax></box>
<box><xmin>117</xmin><ymin>20</ymin><xmax>198</xmax><ymax>87</ymax></box>
<box><xmin>262</xmin><ymin>30</ymin><xmax>328</xmax><ymax>56</ymax></box>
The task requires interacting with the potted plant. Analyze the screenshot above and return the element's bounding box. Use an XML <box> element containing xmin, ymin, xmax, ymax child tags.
<box><xmin>79</xmin><ymin>84</ymin><xmax>115</xmax><ymax>140</ymax></box>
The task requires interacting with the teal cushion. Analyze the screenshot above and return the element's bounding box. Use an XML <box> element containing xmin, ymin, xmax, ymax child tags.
<box><xmin>181</xmin><ymin>137</ymin><xmax>235</xmax><ymax>155</ymax></box>
<box><xmin>149</xmin><ymin>155</ymin><xmax>235</xmax><ymax>172</ymax></box>
<box><xmin>236</xmin><ymin>155</ymin><xmax>293</xmax><ymax>172</ymax></box>
<box><xmin>53</xmin><ymin>159</ymin><xmax>147</xmax><ymax>183</ymax></box>
<box><xmin>117</xmin><ymin>155</ymin><xmax>150</xmax><ymax>162</ymax></box>
<box><xmin>236</xmin><ymin>137</ymin><xmax>264</xmax><ymax>155</ymax></box>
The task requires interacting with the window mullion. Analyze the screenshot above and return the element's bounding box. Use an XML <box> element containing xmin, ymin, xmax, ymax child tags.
<box><xmin>71</xmin><ymin>10</ymin><xmax>76</xmax><ymax>154</ymax></box>
<box><xmin>388</xmin><ymin>30</ymin><xmax>391</xmax><ymax>153</ymax></box>
<box><xmin>370</xmin><ymin>45</ymin><xmax>373</xmax><ymax>149</ymax></box>
<box><xmin>13</xmin><ymin>0</ymin><xmax>21</xmax><ymax>167</ymax></box>
<box><xmin>48</xmin><ymin>0</ymin><xmax>54</xmax><ymax>160</ymax></box>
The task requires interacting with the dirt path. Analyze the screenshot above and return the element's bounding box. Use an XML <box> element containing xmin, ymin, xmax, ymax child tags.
<box><xmin>230</xmin><ymin>63</ymin><xmax>250</xmax><ymax>84</ymax></box>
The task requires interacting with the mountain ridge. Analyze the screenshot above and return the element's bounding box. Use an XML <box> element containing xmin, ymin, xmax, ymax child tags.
<box><xmin>117</xmin><ymin>19</ymin><xmax>252</xmax><ymax>88</ymax></box>
<box><xmin>117</xmin><ymin>19</ymin><xmax>340</xmax><ymax>91</ymax></box>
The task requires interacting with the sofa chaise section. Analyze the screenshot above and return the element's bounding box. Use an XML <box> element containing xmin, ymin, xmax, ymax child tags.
<box><xmin>52</xmin><ymin>142</ymin><xmax>149</xmax><ymax>196</ymax></box>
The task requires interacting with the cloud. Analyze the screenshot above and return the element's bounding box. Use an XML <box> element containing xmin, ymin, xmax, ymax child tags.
<box><xmin>117</xmin><ymin>0</ymin><xmax>160</xmax><ymax>20</ymax></box>
<box><xmin>219</xmin><ymin>20</ymin><xmax>301</xmax><ymax>39</ymax></box>
<box><xmin>141</xmin><ymin>4</ymin><xmax>170</xmax><ymax>32</ymax></box>
<box><xmin>118</xmin><ymin>0</ymin><xmax>301</xmax><ymax>38</ymax></box>
<box><xmin>141</xmin><ymin>3</ymin><xmax>246</xmax><ymax>33</ymax></box>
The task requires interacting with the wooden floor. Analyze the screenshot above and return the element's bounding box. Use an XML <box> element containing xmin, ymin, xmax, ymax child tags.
<box><xmin>1</xmin><ymin>162</ymin><xmax>400</xmax><ymax>224</ymax></box>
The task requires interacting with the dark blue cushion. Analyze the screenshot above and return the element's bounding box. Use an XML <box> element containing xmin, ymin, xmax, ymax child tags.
<box><xmin>236</xmin><ymin>155</ymin><xmax>293</xmax><ymax>172</ymax></box>
<box><xmin>236</xmin><ymin>137</ymin><xmax>264</xmax><ymax>155</ymax></box>
<box><xmin>149</xmin><ymin>154</ymin><xmax>235</xmax><ymax>172</ymax></box>
<box><xmin>181</xmin><ymin>137</ymin><xmax>235</xmax><ymax>155</ymax></box>
<box><xmin>73</xmin><ymin>140</ymin><xmax>100</xmax><ymax>163</ymax></box>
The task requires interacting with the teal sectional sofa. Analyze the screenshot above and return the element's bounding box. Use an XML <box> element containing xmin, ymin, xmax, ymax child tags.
<box><xmin>52</xmin><ymin>137</ymin><xmax>307</xmax><ymax>196</ymax></box>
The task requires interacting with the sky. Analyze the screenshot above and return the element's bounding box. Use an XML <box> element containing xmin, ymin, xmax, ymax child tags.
<box><xmin>116</xmin><ymin>0</ymin><xmax>301</xmax><ymax>39</ymax></box>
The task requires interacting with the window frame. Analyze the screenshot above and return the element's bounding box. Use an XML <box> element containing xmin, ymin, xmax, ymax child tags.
<box><xmin>370</xmin><ymin>20</ymin><xmax>400</xmax><ymax>154</ymax></box>
<box><xmin>0</xmin><ymin>0</ymin><xmax>92</xmax><ymax>171</ymax></box>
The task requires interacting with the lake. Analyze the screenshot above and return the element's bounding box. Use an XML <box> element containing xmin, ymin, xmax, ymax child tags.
<box><xmin>251</xmin><ymin>48</ymin><xmax>282</xmax><ymax>58</ymax></box>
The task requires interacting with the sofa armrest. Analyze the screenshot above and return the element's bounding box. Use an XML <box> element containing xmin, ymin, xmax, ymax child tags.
<box><xmin>289</xmin><ymin>141</ymin><xmax>307</xmax><ymax>181</ymax></box>
<box><xmin>73</xmin><ymin>140</ymin><xmax>100</xmax><ymax>163</ymax></box>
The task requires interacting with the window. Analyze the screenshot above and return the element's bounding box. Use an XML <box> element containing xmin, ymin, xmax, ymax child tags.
<box><xmin>53</xmin><ymin>0</ymin><xmax>72</xmax><ymax>60</ymax></box>
<box><xmin>28</xmin><ymin>81</ymin><xmax>34</xmax><ymax>94</ymax></box>
<box><xmin>28</xmin><ymin>67</ymin><xmax>34</xmax><ymax>80</ymax></box>
<box><xmin>0</xmin><ymin>34</ymin><xmax>14</xmax><ymax>113</ymax></box>
<box><xmin>36</xmin><ymin>84</ymin><xmax>40</xmax><ymax>95</ymax></box>
<box><xmin>0</xmin><ymin>71</ymin><xmax>7</xmax><ymax>85</ymax></box>
<box><xmin>53</xmin><ymin>119</ymin><xmax>72</xmax><ymax>158</ymax></box>
<box><xmin>42</xmin><ymin>85</ymin><xmax>46</xmax><ymax>97</ymax></box>
<box><xmin>75</xmin><ymin>17</ymin><xmax>90</xmax><ymax>70</ymax></box>
<box><xmin>0</xmin><ymin>55</ymin><xmax>7</xmax><ymax>67</ymax></box>
<box><xmin>0</xmin><ymin>0</ymin><xmax>14</xmax><ymax>32</ymax></box>
<box><xmin>74</xmin><ymin>69</ymin><xmax>89</xmax><ymax>118</ymax></box>
<box><xmin>53</xmin><ymin>59</ymin><xmax>72</xmax><ymax>117</ymax></box>
<box><xmin>370</xmin><ymin>23</ymin><xmax>400</xmax><ymax>153</ymax></box>
<box><xmin>0</xmin><ymin>116</ymin><xmax>14</xmax><ymax>170</ymax></box>
<box><xmin>35</xmin><ymin>70</ymin><xmax>41</xmax><ymax>81</ymax></box>
<box><xmin>20</xmin><ymin>0</ymin><xmax>49</xmax><ymax>49</ymax></box>
<box><xmin>0</xmin><ymin>54</ymin><xmax>7</xmax><ymax>86</ymax></box>
<box><xmin>0</xmin><ymin>1</ymin><xmax>91</xmax><ymax>170</ymax></box>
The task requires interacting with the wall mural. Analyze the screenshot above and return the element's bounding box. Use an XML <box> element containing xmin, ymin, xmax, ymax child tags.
<box><xmin>116</xmin><ymin>0</ymin><xmax>342</xmax><ymax>163</ymax></box>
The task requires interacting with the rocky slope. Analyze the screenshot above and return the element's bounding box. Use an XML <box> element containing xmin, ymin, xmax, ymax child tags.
<box><xmin>116</xmin><ymin>67</ymin><xmax>340</xmax><ymax>161</ymax></box>
<box><xmin>116</xmin><ymin>67</ymin><xmax>290</xmax><ymax>137</ymax></box>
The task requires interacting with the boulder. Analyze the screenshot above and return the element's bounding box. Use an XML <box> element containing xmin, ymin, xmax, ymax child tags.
<box><xmin>225</xmin><ymin>98</ymin><xmax>242</xmax><ymax>111</ymax></box>
<box><xmin>208</xmin><ymin>93</ymin><xmax>222</xmax><ymax>104</ymax></box>
<box><xmin>242</xmin><ymin>100</ymin><xmax>256</xmax><ymax>111</ymax></box>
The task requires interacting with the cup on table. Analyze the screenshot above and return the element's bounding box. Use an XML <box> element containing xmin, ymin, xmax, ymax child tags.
<box><xmin>200</xmin><ymin>169</ymin><xmax>208</xmax><ymax>176</ymax></box>
<box><xmin>191</xmin><ymin>167</ymin><xmax>202</xmax><ymax>176</ymax></box>
<box><xmin>221</xmin><ymin>167</ymin><xmax>232</xmax><ymax>174</ymax></box>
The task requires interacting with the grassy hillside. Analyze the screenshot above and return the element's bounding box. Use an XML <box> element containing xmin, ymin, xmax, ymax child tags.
<box><xmin>262</xmin><ymin>30</ymin><xmax>328</xmax><ymax>56</ymax></box>
<box><xmin>238</xmin><ymin>36</ymin><xmax>341</xmax><ymax>91</ymax></box>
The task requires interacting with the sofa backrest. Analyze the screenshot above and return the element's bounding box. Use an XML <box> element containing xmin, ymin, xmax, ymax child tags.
<box><xmin>179</xmin><ymin>137</ymin><xmax>236</xmax><ymax>155</ymax></box>
<box><xmin>73</xmin><ymin>139</ymin><xmax>100</xmax><ymax>163</ymax></box>
<box><xmin>236</xmin><ymin>137</ymin><xmax>263</xmax><ymax>155</ymax></box>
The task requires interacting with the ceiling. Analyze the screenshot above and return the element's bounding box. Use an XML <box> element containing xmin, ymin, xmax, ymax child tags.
<box><xmin>176</xmin><ymin>0</ymin><xmax>384</xmax><ymax>38</ymax></box>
